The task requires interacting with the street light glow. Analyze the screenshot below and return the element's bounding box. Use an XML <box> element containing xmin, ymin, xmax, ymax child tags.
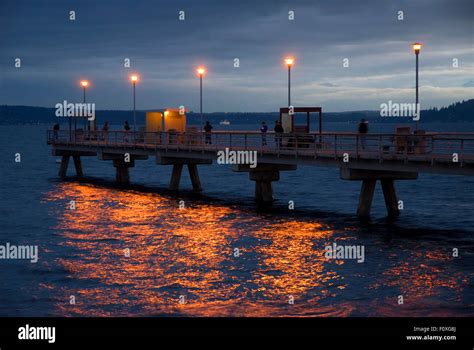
<box><xmin>196</xmin><ymin>67</ymin><xmax>206</xmax><ymax>76</ymax></box>
<box><xmin>285</xmin><ymin>58</ymin><xmax>294</xmax><ymax>67</ymax></box>
<box><xmin>412</xmin><ymin>43</ymin><xmax>422</xmax><ymax>54</ymax></box>
<box><xmin>80</xmin><ymin>80</ymin><xmax>89</xmax><ymax>87</ymax></box>
<box><xmin>130</xmin><ymin>75</ymin><xmax>139</xmax><ymax>83</ymax></box>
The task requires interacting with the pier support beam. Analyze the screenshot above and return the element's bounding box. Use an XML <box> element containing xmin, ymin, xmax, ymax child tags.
<box><xmin>168</xmin><ymin>163</ymin><xmax>204</xmax><ymax>191</ymax></box>
<box><xmin>156</xmin><ymin>154</ymin><xmax>211</xmax><ymax>191</ymax></box>
<box><xmin>250</xmin><ymin>171</ymin><xmax>279</xmax><ymax>202</ymax></box>
<box><xmin>341</xmin><ymin>168</ymin><xmax>417</xmax><ymax>218</ymax></box>
<box><xmin>187</xmin><ymin>164</ymin><xmax>202</xmax><ymax>192</ymax></box>
<box><xmin>381</xmin><ymin>179</ymin><xmax>399</xmax><ymax>217</ymax></box>
<box><xmin>168</xmin><ymin>163</ymin><xmax>205</xmax><ymax>192</ymax></box>
<box><xmin>234</xmin><ymin>164</ymin><xmax>297</xmax><ymax>203</ymax></box>
<box><xmin>113</xmin><ymin>160</ymin><xmax>134</xmax><ymax>184</ymax></box>
<box><xmin>58</xmin><ymin>155</ymin><xmax>84</xmax><ymax>178</ymax></box>
<box><xmin>357</xmin><ymin>180</ymin><xmax>376</xmax><ymax>218</ymax></box>
<box><xmin>72</xmin><ymin>155</ymin><xmax>83</xmax><ymax>178</ymax></box>
<box><xmin>53</xmin><ymin>149</ymin><xmax>95</xmax><ymax>179</ymax></box>
<box><xmin>99</xmin><ymin>152</ymin><xmax>146</xmax><ymax>184</ymax></box>
<box><xmin>170</xmin><ymin>164</ymin><xmax>183</xmax><ymax>191</ymax></box>
<box><xmin>58</xmin><ymin>155</ymin><xmax>70</xmax><ymax>178</ymax></box>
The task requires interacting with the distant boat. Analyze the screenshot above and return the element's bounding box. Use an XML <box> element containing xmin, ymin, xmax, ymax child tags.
<box><xmin>219</xmin><ymin>119</ymin><xmax>231</xmax><ymax>125</ymax></box>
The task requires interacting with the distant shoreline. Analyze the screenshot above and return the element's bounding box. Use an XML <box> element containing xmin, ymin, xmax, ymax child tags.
<box><xmin>1</xmin><ymin>99</ymin><xmax>473</xmax><ymax>124</ymax></box>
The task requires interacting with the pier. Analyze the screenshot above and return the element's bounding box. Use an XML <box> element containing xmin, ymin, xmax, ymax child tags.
<box><xmin>47</xmin><ymin>129</ymin><xmax>474</xmax><ymax>218</ymax></box>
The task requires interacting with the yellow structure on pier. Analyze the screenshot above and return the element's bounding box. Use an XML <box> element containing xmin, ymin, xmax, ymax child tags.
<box><xmin>145</xmin><ymin>109</ymin><xmax>187</xmax><ymax>143</ymax></box>
<box><xmin>163</xmin><ymin>109</ymin><xmax>186</xmax><ymax>132</ymax></box>
<box><xmin>145</xmin><ymin>111</ymin><xmax>163</xmax><ymax>143</ymax></box>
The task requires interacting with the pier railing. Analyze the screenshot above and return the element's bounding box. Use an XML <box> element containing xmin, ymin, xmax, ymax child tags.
<box><xmin>47</xmin><ymin>130</ymin><xmax>474</xmax><ymax>163</ymax></box>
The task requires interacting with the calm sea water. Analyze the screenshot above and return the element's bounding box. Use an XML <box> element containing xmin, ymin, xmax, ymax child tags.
<box><xmin>0</xmin><ymin>122</ymin><xmax>473</xmax><ymax>316</ymax></box>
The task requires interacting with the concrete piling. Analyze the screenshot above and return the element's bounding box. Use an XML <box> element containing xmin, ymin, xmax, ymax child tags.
<box><xmin>249</xmin><ymin>170</ymin><xmax>279</xmax><ymax>202</ymax></box>
<box><xmin>72</xmin><ymin>155</ymin><xmax>83</xmax><ymax>178</ymax></box>
<box><xmin>169</xmin><ymin>164</ymin><xmax>184</xmax><ymax>191</ymax></box>
<box><xmin>233</xmin><ymin>164</ymin><xmax>297</xmax><ymax>203</ymax></box>
<box><xmin>113</xmin><ymin>159</ymin><xmax>134</xmax><ymax>184</ymax></box>
<box><xmin>357</xmin><ymin>179</ymin><xmax>376</xmax><ymax>218</ymax></box>
<box><xmin>58</xmin><ymin>155</ymin><xmax>70</xmax><ymax>178</ymax></box>
<box><xmin>156</xmin><ymin>154</ymin><xmax>211</xmax><ymax>192</ymax></box>
<box><xmin>340</xmin><ymin>168</ymin><xmax>416</xmax><ymax>218</ymax></box>
<box><xmin>187</xmin><ymin>164</ymin><xmax>202</xmax><ymax>192</ymax></box>
<box><xmin>54</xmin><ymin>149</ymin><xmax>95</xmax><ymax>179</ymax></box>
<box><xmin>381</xmin><ymin>179</ymin><xmax>399</xmax><ymax>217</ymax></box>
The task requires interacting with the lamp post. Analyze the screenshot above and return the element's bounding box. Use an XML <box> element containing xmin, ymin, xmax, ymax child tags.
<box><xmin>284</xmin><ymin>58</ymin><xmax>294</xmax><ymax>106</ymax></box>
<box><xmin>196</xmin><ymin>67</ymin><xmax>205</xmax><ymax>130</ymax></box>
<box><xmin>130</xmin><ymin>75</ymin><xmax>139</xmax><ymax>133</ymax></box>
<box><xmin>80</xmin><ymin>80</ymin><xmax>89</xmax><ymax>135</ymax></box>
<box><xmin>412</xmin><ymin>43</ymin><xmax>422</xmax><ymax>130</ymax></box>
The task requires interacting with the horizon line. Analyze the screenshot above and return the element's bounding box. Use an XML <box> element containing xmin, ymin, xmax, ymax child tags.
<box><xmin>1</xmin><ymin>99</ymin><xmax>472</xmax><ymax>115</ymax></box>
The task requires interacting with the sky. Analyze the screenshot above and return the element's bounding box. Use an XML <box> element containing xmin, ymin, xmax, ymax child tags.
<box><xmin>0</xmin><ymin>0</ymin><xmax>473</xmax><ymax>112</ymax></box>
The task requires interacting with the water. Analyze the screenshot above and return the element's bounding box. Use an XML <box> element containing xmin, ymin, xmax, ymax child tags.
<box><xmin>0</xmin><ymin>123</ymin><xmax>473</xmax><ymax>316</ymax></box>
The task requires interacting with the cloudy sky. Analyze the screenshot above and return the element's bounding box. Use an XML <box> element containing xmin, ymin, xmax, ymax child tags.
<box><xmin>0</xmin><ymin>0</ymin><xmax>472</xmax><ymax>112</ymax></box>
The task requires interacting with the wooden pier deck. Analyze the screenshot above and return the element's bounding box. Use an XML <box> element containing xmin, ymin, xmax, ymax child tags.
<box><xmin>47</xmin><ymin>130</ymin><xmax>474</xmax><ymax>218</ymax></box>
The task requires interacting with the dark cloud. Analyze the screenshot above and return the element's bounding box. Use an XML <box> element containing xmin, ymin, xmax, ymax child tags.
<box><xmin>0</xmin><ymin>0</ymin><xmax>472</xmax><ymax>111</ymax></box>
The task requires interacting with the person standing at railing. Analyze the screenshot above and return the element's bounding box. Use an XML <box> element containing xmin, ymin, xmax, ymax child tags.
<box><xmin>53</xmin><ymin>123</ymin><xmax>60</xmax><ymax>141</ymax></box>
<box><xmin>274</xmin><ymin>120</ymin><xmax>284</xmax><ymax>148</ymax></box>
<box><xmin>260</xmin><ymin>121</ymin><xmax>268</xmax><ymax>146</ymax></box>
<box><xmin>204</xmin><ymin>121</ymin><xmax>213</xmax><ymax>144</ymax></box>
<box><xmin>358</xmin><ymin>118</ymin><xmax>369</xmax><ymax>150</ymax></box>
<box><xmin>124</xmin><ymin>121</ymin><xmax>131</xmax><ymax>142</ymax></box>
<box><xmin>102</xmin><ymin>121</ymin><xmax>109</xmax><ymax>142</ymax></box>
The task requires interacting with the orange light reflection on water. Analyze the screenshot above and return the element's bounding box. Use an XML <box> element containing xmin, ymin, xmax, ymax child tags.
<box><xmin>43</xmin><ymin>183</ymin><xmax>349</xmax><ymax>316</ymax></box>
<box><xmin>368</xmin><ymin>249</ymin><xmax>469</xmax><ymax>316</ymax></box>
<box><xmin>42</xmin><ymin>182</ymin><xmax>469</xmax><ymax>317</ymax></box>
